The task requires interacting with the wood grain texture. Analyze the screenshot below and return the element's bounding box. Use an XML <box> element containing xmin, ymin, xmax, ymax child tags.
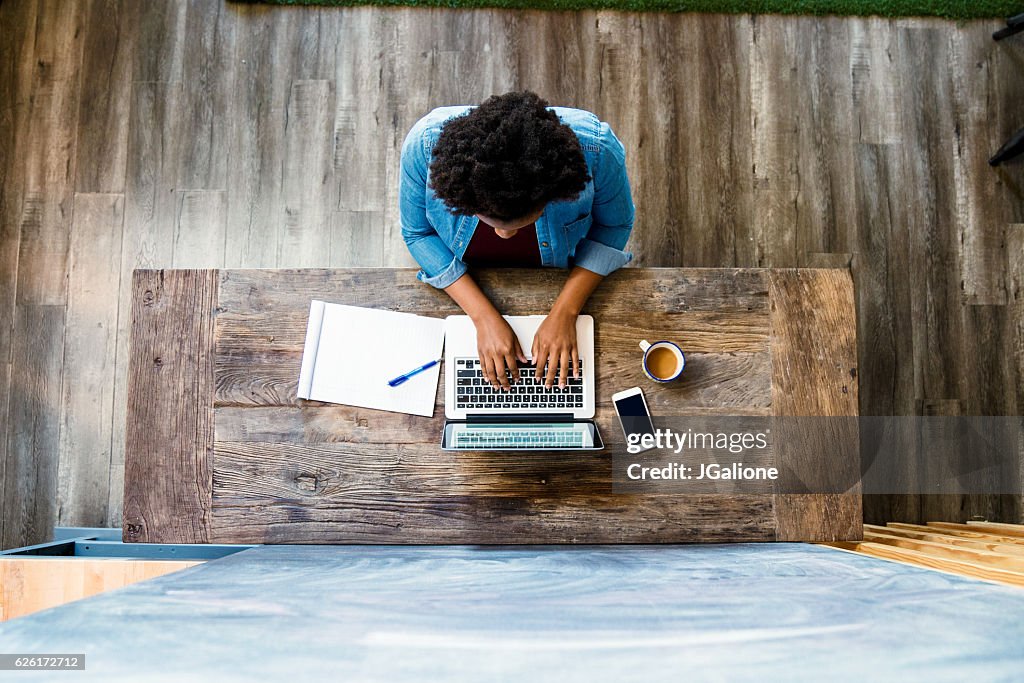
<box><xmin>74</xmin><ymin>0</ymin><xmax>139</xmax><ymax>194</ymax></box>
<box><xmin>0</xmin><ymin>558</ymin><xmax>201</xmax><ymax>621</ymax></box>
<box><xmin>927</xmin><ymin>521</ymin><xmax>1024</xmax><ymax>539</ymax></box>
<box><xmin>2</xmin><ymin>3</ymin><xmax>1024</xmax><ymax>546</ymax></box>
<box><xmin>0</xmin><ymin>0</ymin><xmax>38</xmax><ymax>365</ymax></box>
<box><xmin>172</xmin><ymin>190</ymin><xmax>226</xmax><ymax>268</ymax></box>
<box><xmin>2</xmin><ymin>305</ymin><xmax>65</xmax><ymax>549</ymax></box>
<box><xmin>830</xmin><ymin>542</ymin><xmax>1024</xmax><ymax>588</ymax></box>
<box><xmin>122</xmin><ymin>270</ymin><xmax>218</xmax><ymax>543</ymax></box>
<box><xmin>166</xmin><ymin>267</ymin><xmax>853</xmax><ymax>543</ymax></box>
<box><xmin>57</xmin><ymin>194</ymin><xmax>124</xmax><ymax>528</ymax></box>
<box><xmin>14</xmin><ymin>0</ymin><xmax>87</xmax><ymax>307</ymax></box>
<box><xmin>223</xmin><ymin>6</ymin><xmax>298</xmax><ymax>270</ymax></box>
<box><xmin>867</xmin><ymin>523</ymin><xmax>1024</xmax><ymax>556</ymax></box>
<box><xmin>888</xmin><ymin>521</ymin><xmax>1024</xmax><ymax>545</ymax></box>
<box><xmin>862</xmin><ymin>529</ymin><xmax>1024</xmax><ymax>571</ymax></box>
<box><xmin>768</xmin><ymin>269</ymin><xmax>862</xmax><ymax>542</ymax></box>
<box><xmin>279</xmin><ymin>80</ymin><xmax>335</xmax><ymax>267</ymax></box>
<box><xmin>108</xmin><ymin>79</ymin><xmax>182</xmax><ymax>530</ymax></box>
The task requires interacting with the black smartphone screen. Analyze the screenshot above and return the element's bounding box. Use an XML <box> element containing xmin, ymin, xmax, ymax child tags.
<box><xmin>614</xmin><ymin>393</ymin><xmax>656</xmax><ymax>440</ymax></box>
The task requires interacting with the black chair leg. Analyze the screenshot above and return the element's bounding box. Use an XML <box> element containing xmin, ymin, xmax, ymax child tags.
<box><xmin>990</xmin><ymin>127</ymin><xmax>1024</xmax><ymax>166</ymax></box>
<box><xmin>994</xmin><ymin>13</ymin><xmax>1024</xmax><ymax>41</ymax></box>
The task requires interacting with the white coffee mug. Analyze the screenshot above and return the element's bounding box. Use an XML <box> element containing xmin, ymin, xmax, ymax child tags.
<box><xmin>639</xmin><ymin>339</ymin><xmax>685</xmax><ymax>383</ymax></box>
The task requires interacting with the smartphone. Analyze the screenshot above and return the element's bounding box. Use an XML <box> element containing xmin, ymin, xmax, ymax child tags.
<box><xmin>612</xmin><ymin>387</ymin><xmax>656</xmax><ymax>451</ymax></box>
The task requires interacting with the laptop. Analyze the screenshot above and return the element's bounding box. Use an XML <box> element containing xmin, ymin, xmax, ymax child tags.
<box><xmin>441</xmin><ymin>315</ymin><xmax>603</xmax><ymax>451</ymax></box>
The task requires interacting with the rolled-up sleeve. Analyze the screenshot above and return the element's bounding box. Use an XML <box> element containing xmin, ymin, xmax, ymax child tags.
<box><xmin>572</xmin><ymin>122</ymin><xmax>635</xmax><ymax>276</ymax></box>
<box><xmin>399</xmin><ymin>124</ymin><xmax>467</xmax><ymax>289</ymax></box>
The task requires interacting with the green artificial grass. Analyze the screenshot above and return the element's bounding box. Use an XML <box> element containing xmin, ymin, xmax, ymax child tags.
<box><xmin>231</xmin><ymin>0</ymin><xmax>1023</xmax><ymax>20</ymax></box>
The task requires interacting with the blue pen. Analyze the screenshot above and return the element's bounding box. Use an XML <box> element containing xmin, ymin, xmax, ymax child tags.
<box><xmin>388</xmin><ymin>358</ymin><xmax>442</xmax><ymax>387</ymax></box>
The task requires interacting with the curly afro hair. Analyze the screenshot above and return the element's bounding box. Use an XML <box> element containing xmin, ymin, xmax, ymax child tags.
<box><xmin>428</xmin><ymin>91</ymin><xmax>591</xmax><ymax>221</ymax></box>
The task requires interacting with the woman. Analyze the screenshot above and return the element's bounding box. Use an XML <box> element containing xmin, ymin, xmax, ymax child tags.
<box><xmin>399</xmin><ymin>91</ymin><xmax>635</xmax><ymax>391</ymax></box>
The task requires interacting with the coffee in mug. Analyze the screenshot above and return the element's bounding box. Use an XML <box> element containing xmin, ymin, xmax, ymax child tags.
<box><xmin>639</xmin><ymin>340</ymin><xmax>685</xmax><ymax>382</ymax></box>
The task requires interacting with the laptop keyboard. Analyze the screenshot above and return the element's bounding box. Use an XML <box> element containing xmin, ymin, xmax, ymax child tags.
<box><xmin>453</xmin><ymin>427</ymin><xmax>586</xmax><ymax>449</ymax></box>
<box><xmin>454</xmin><ymin>357</ymin><xmax>585</xmax><ymax>410</ymax></box>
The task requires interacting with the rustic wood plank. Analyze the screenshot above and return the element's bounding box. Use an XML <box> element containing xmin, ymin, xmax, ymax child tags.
<box><xmin>15</xmin><ymin>0</ymin><xmax>87</xmax><ymax>306</ymax></box>
<box><xmin>956</xmin><ymin>304</ymin><xmax>1019</xmax><ymax>522</ymax></box>
<box><xmin>830</xmin><ymin>541</ymin><xmax>1024</xmax><ymax>588</ymax></box>
<box><xmin>0</xmin><ymin>0</ymin><xmax>38</xmax><ymax>363</ymax></box>
<box><xmin>0</xmin><ymin>236</ymin><xmax>16</xmax><ymax>364</ymax></box>
<box><xmin>797</xmin><ymin>19</ymin><xmax>857</xmax><ymax>262</ymax></box>
<box><xmin>635</xmin><ymin>14</ymin><xmax>752</xmax><ymax>267</ymax></box>
<box><xmin>279</xmin><ymin>80</ymin><xmax>335</xmax><ymax>267</ymax></box>
<box><xmin>0</xmin><ymin>362</ymin><xmax>10</xmax><ymax>543</ymax></box>
<box><xmin>750</xmin><ymin>15</ymin><xmax>800</xmax><ymax>268</ymax></box>
<box><xmin>768</xmin><ymin>269</ymin><xmax>862</xmax><ymax>542</ymax></box>
<box><xmin>0</xmin><ymin>0</ymin><xmax>15</xmax><ymax>372</ymax></box>
<box><xmin>592</xmin><ymin>11</ymin><xmax>647</xmax><ymax>256</ymax></box>
<box><xmin>802</xmin><ymin>253</ymin><xmax>853</xmax><ymax>269</ymax></box>
<box><xmin>866</xmin><ymin>524</ymin><xmax>1024</xmax><ymax>556</ymax></box>
<box><xmin>887</xmin><ymin>521</ymin><xmax>1024</xmax><ymax>545</ymax></box>
<box><xmin>223</xmin><ymin>7</ymin><xmax>298</xmax><ymax>269</ymax></box>
<box><xmin>216</xmin><ymin>268</ymin><xmax>771</xmax><ymax>316</ymax></box>
<box><xmin>894</xmin><ymin>25</ymin><xmax>960</xmax><ymax>403</ymax></box>
<box><xmin>950</xmin><ymin>26</ymin><xmax>1009</xmax><ymax>306</ymax></box>
<box><xmin>109</xmin><ymin>79</ymin><xmax>182</xmax><ymax>531</ymax></box>
<box><xmin>330</xmin><ymin>211</ymin><xmax>384</xmax><ymax>267</ymax></box>
<box><xmin>2</xmin><ymin>305</ymin><xmax>65</xmax><ymax>548</ymax></box>
<box><xmin>849</xmin><ymin>18</ymin><xmax>901</xmax><ymax>145</ymax></box>
<box><xmin>677</xmin><ymin>14</ymin><xmax>752</xmax><ymax>268</ymax></box>
<box><xmin>172</xmin><ymin>190</ymin><xmax>226</xmax><ymax>268</ymax></box>
<box><xmin>854</xmin><ymin>141</ymin><xmax>919</xmax><ymax>525</ymax></box>
<box><xmin>211</xmin><ymin>489</ymin><xmax>776</xmax><ymax>544</ymax></box>
<box><xmin>332</xmin><ymin>10</ymin><xmax>389</xmax><ymax>214</ymax></box>
<box><xmin>1010</xmin><ymin>227</ymin><xmax>1024</xmax><ymax>501</ymax></box>
<box><xmin>57</xmin><ymin>193</ymin><xmax>124</xmax><ymax>528</ymax></box>
<box><xmin>173</xmin><ymin>0</ymin><xmax>236</xmax><ymax>193</ymax></box>
<box><xmin>963</xmin><ymin>521</ymin><xmax>1024</xmax><ymax>538</ymax></box>
<box><xmin>863</xmin><ymin>529</ymin><xmax>1024</xmax><ymax>571</ymax></box>
<box><xmin>131</xmin><ymin>0</ymin><xmax>186</xmax><ymax>83</ymax></box>
<box><xmin>214</xmin><ymin>308</ymin><xmax>768</xmax><ymax>357</ymax></box>
<box><xmin>74</xmin><ymin>0</ymin><xmax>139</xmax><ymax>193</ymax></box>
<box><xmin>929</xmin><ymin>521</ymin><xmax>1024</xmax><ymax>538</ymax></box>
<box><xmin>850</xmin><ymin>145</ymin><xmax>903</xmax><ymax>414</ymax></box>
<box><xmin>122</xmin><ymin>270</ymin><xmax>218</xmax><ymax>543</ymax></box>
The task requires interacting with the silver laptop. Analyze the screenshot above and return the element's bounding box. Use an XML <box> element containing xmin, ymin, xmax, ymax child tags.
<box><xmin>442</xmin><ymin>315</ymin><xmax>603</xmax><ymax>451</ymax></box>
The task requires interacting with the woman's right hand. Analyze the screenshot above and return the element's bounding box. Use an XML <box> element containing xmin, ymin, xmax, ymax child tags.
<box><xmin>475</xmin><ymin>312</ymin><xmax>528</xmax><ymax>390</ymax></box>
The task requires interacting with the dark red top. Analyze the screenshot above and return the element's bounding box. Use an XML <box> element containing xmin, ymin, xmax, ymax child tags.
<box><xmin>462</xmin><ymin>219</ymin><xmax>541</xmax><ymax>267</ymax></box>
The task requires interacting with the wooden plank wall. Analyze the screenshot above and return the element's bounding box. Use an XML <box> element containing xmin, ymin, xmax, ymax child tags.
<box><xmin>0</xmin><ymin>0</ymin><xmax>1022</xmax><ymax>547</ymax></box>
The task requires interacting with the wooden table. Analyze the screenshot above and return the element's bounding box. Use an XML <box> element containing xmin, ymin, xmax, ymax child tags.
<box><xmin>123</xmin><ymin>268</ymin><xmax>861</xmax><ymax>544</ymax></box>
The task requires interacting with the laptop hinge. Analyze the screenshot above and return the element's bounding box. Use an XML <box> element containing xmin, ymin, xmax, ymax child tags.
<box><xmin>465</xmin><ymin>412</ymin><xmax>576</xmax><ymax>423</ymax></box>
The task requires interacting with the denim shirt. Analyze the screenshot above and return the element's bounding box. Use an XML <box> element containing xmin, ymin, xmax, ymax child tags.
<box><xmin>399</xmin><ymin>106</ymin><xmax>635</xmax><ymax>289</ymax></box>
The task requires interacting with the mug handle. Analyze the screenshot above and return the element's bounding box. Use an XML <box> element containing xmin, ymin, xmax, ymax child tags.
<box><xmin>639</xmin><ymin>340</ymin><xmax>651</xmax><ymax>352</ymax></box>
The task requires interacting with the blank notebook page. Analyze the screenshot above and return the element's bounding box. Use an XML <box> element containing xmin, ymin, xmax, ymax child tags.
<box><xmin>297</xmin><ymin>301</ymin><xmax>446</xmax><ymax>417</ymax></box>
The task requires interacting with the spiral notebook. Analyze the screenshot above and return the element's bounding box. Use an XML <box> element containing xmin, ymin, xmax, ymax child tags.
<box><xmin>297</xmin><ymin>301</ymin><xmax>446</xmax><ymax>417</ymax></box>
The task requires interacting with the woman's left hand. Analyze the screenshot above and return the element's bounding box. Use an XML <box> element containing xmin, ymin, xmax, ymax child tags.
<box><xmin>532</xmin><ymin>309</ymin><xmax>579</xmax><ymax>389</ymax></box>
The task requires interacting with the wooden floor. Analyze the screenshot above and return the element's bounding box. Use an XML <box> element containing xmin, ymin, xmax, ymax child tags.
<box><xmin>831</xmin><ymin>521</ymin><xmax>1024</xmax><ymax>588</ymax></box>
<box><xmin>1</xmin><ymin>0</ymin><xmax>1022</xmax><ymax>548</ymax></box>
